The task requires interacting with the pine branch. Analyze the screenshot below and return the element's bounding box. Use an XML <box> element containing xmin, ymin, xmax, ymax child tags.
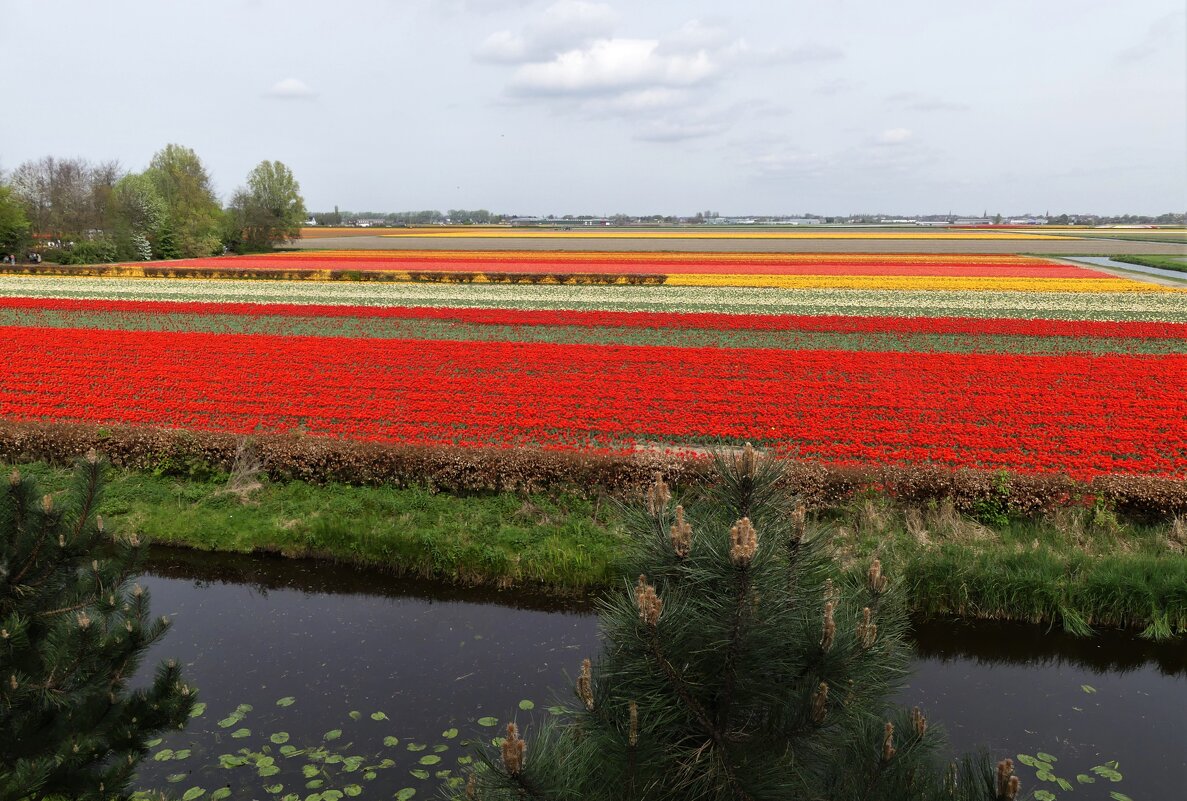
<box><xmin>714</xmin><ymin>567</ymin><xmax>752</xmax><ymax>734</ymax></box>
<box><xmin>646</xmin><ymin>633</ymin><xmax>755</xmax><ymax>801</ymax></box>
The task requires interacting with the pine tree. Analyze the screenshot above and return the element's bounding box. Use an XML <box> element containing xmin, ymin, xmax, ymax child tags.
<box><xmin>0</xmin><ymin>453</ymin><xmax>195</xmax><ymax>801</ymax></box>
<box><xmin>458</xmin><ymin>446</ymin><xmax>1024</xmax><ymax>801</ymax></box>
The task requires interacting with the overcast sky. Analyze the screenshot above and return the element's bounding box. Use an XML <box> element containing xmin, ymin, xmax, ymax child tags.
<box><xmin>2</xmin><ymin>0</ymin><xmax>1184</xmax><ymax>215</ymax></box>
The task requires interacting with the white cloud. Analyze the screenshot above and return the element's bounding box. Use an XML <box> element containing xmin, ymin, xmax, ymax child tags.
<box><xmin>874</xmin><ymin>127</ymin><xmax>913</xmax><ymax>145</ymax></box>
<box><xmin>1116</xmin><ymin>11</ymin><xmax>1184</xmax><ymax>64</ymax></box>
<box><xmin>478</xmin><ymin>5</ymin><xmax>843</xmax><ymax>145</ymax></box>
<box><xmin>634</xmin><ymin>118</ymin><xmax>729</xmax><ymax>142</ymax></box>
<box><xmin>266</xmin><ymin>78</ymin><xmax>316</xmax><ymax>99</ymax></box>
<box><xmin>886</xmin><ymin>92</ymin><xmax>968</xmax><ymax>112</ymax></box>
<box><xmin>508</xmin><ymin>38</ymin><xmax>721</xmax><ymax>96</ymax></box>
<box><xmin>476</xmin><ymin>0</ymin><xmax>618</xmax><ymax>63</ymax></box>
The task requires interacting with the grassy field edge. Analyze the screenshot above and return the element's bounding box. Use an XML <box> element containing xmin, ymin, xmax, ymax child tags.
<box><xmin>10</xmin><ymin>461</ymin><xmax>1184</xmax><ymax>638</ymax></box>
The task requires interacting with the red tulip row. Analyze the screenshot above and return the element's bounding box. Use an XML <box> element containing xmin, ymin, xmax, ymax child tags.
<box><xmin>3</xmin><ymin>325</ymin><xmax>1183</xmax><ymax>479</ymax></box>
<box><xmin>2</xmin><ymin>298</ymin><xmax>1181</xmax><ymax>341</ymax></box>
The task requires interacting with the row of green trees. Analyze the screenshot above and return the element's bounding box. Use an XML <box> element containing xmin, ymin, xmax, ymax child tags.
<box><xmin>0</xmin><ymin>145</ymin><xmax>307</xmax><ymax>263</ymax></box>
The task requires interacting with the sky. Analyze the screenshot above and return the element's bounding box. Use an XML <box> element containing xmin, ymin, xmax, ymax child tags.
<box><xmin>2</xmin><ymin>0</ymin><xmax>1184</xmax><ymax>216</ymax></box>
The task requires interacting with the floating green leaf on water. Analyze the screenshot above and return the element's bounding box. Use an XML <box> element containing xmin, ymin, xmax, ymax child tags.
<box><xmin>323</xmin><ymin>791</ymin><xmax>344</xmax><ymax>801</ymax></box>
<box><xmin>395</xmin><ymin>790</ymin><xmax>416</xmax><ymax>800</ymax></box>
<box><xmin>236</xmin><ymin>703</ymin><xmax>253</xmax><ymax>714</ymax></box>
<box><xmin>181</xmin><ymin>788</ymin><xmax>206</xmax><ymax>801</ymax></box>
<box><xmin>383</xmin><ymin>736</ymin><xmax>400</xmax><ymax>747</ymax></box>
<box><xmin>363</xmin><ymin>771</ymin><xmax>377</xmax><ymax>780</ymax></box>
<box><xmin>1110</xmin><ymin>793</ymin><xmax>1134</xmax><ymax>801</ymax></box>
<box><xmin>167</xmin><ymin>773</ymin><xmax>187</xmax><ymax>783</ymax></box>
<box><xmin>1056</xmin><ymin>778</ymin><xmax>1072</xmax><ymax>792</ymax></box>
<box><xmin>1033</xmin><ymin>792</ymin><xmax>1055</xmax><ymax>801</ymax></box>
<box><xmin>231</xmin><ymin>728</ymin><xmax>251</xmax><ymax>739</ymax></box>
<box><xmin>349</xmin><ymin>710</ymin><xmax>362</xmax><ymax>720</ymax></box>
<box><xmin>406</xmin><ymin>743</ymin><xmax>426</xmax><ymax>752</ymax></box>
<box><xmin>324</xmin><ymin>729</ymin><xmax>342</xmax><ymax>741</ymax></box>
<box><xmin>153</xmin><ymin>749</ymin><xmax>175</xmax><ymax>762</ymax></box>
<box><xmin>371</xmin><ymin>711</ymin><xmax>389</xmax><ymax>721</ymax></box>
<box><xmin>259</xmin><ymin>765</ymin><xmax>281</xmax><ymax>777</ymax></box>
<box><xmin>302</xmin><ymin>765</ymin><xmax>320</xmax><ymax>779</ymax></box>
<box><xmin>280</xmin><ymin>744</ymin><xmax>299</xmax><ymax>756</ymax></box>
<box><xmin>1081</xmin><ymin>684</ymin><xmax>1097</xmax><ymax>694</ymax></box>
<box><xmin>190</xmin><ymin>702</ymin><xmax>207</xmax><ymax>718</ymax></box>
<box><xmin>343</xmin><ymin>785</ymin><xmax>362</xmax><ymax>797</ymax></box>
<box><xmin>306</xmin><ymin>779</ymin><xmax>325</xmax><ymax>789</ymax></box>
<box><xmin>146</xmin><ymin>738</ymin><xmax>164</xmax><ymax>747</ymax></box>
<box><xmin>210</xmin><ymin>789</ymin><xmax>232</xmax><ymax>801</ymax></box>
<box><xmin>219</xmin><ymin>754</ymin><xmax>247</xmax><ymax>769</ymax></box>
<box><xmin>174</xmin><ymin>749</ymin><xmax>192</xmax><ymax>760</ymax></box>
<box><xmin>435</xmin><ymin>770</ymin><xmax>452</xmax><ymax>780</ymax></box>
<box><xmin>476</xmin><ymin>717</ymin><xmax>498</xmax><ymax>727</ymax></box>
<box><xmin>1076</xmin><ymin>774</ymin><xmax>1096</xmax><ymax>784</ymax></box>
<box><xmin>270</xmin><ymin>732</ymin><xmax>290</xmax><ymax>744</ymax></box>
<box><xmin>1017</xmin><ymin>754</ymin><xmax>1038</xmax><ymax>767</ymax></box>
<box><xmin>441</xmin><ymin>728</ymin><xmax>458</xmax><ymax>739</ymax></box>
<box><xmin>456</xmin><ymin>756</ymin><xmax>473</xmax><ymax>765</ymax></box>
<box><xmin>276</xmin><ymin>696</ymin><xmax>296</xmax><ymax>707</ymax></box>
<box><xmin>264</xmin><ymin>784</ymin><xmax>283</xmax><ymax>794</ymax></box>
<box><xmin>409</xmin><ymin>769</ymin><xmax>430</xmax><ymax>780</ymax></box>
<box><xmin>419</xmin><ymin>755</ymin><xmax>441</xmax><ymax>765</ymax></box>
<box><xmin>1037</xmin><ymin>752</ymin><xmax>1057</xmax><ymax>763</ymax></box>
<box><xmin>518</xmin><ymin>699</ymin><xmax>535</xmax><ymax>710</ymax></box>
<box><xmin>547</xmin><ymin>705</ymin><xmax>565</xmax><ymax>716</ymax></box>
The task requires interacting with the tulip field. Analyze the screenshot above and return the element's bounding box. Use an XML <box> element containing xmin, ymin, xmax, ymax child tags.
<box><xmin>1</xmin><ymin>250</ymin><xmax>1185</xmax><ymax>480</ymax></box>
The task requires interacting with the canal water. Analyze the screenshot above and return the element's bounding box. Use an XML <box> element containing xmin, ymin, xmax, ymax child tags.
<box><xmin>135</xmin><ymin>549</ymin><xmax>1186</xmax><ymax>800</ymax></box>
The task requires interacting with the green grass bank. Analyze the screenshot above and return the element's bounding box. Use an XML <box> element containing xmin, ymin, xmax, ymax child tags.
<box><xmin>1109</xmin><ymin>253</ymin><xmax>1187</xmax><ymax>273</ymax></box>
<box><xmin>10</xmin><ymin>461</ymin><xmax>1186</xmax><ymax>638</ymax></box>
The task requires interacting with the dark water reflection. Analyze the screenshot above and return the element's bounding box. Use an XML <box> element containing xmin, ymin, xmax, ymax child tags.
<box><xmin>136</xmin><ymin>548</ymin><xmax>1186</xmax><ymax>800</ymax></box>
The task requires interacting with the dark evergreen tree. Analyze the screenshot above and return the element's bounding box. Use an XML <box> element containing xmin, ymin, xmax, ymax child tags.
<box><xmin>0</xmin><ymin>452</ymin><xmax>195</xmax><ymax>801</ymax></box>
<box><xmin>457</xmin><ymin>446</ymin><xmax>1025</xmax><ymax>801</ymax></box>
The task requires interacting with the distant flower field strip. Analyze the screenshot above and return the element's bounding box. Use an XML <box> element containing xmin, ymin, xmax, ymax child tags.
<box><xmin>374</xmin><ymin>228</ymin><xmax>1072</xmax><ymax>240</ymax></box>
<box><xmin>40</xmin><ymin>250</ymin><xmax>1159</xmax><ymax>293</ymax></box>
<box><xmin>3</xmin><ymin>325</ymin><xmax>1184</xmax><ymax>479</ymax></box>
<box><xmin>2</xmin><ymin>276</ymin><xmax>1185</xmax><ymax>322</ymax></box>
<box><xmin>3</xmin><ymin>298</ymin><xmax>1186</xmax><ymax>356</ymax></box>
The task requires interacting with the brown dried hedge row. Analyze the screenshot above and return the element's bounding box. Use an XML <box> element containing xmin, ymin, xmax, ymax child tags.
<box><xmin>0</xmin><ymin>420</ymin><xmax>1183</xmax><ymax>520</ymax></box>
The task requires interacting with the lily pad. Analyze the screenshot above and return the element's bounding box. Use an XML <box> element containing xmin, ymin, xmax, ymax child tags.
<box><xmin>190</xmin><ymin>703</ymin><xmax>207</xmax><ymax>718</ymax></box>
<box><xmin>409</xmin><ymin>769</ymin><xmax>430</xmax><ymax>780</ymax></box>
<box><xmin>324</xmin><ymin>729</ymin><xmax>342</xmax><ymax>741</ymax></box>
<box><xmin>477</xmin><ymin>717</ymin><xmax>498</xmax><ymax>727</ymax></box>
<box><xmin>231</xmin><ymin>728</ymin><xmax>251</xmax><ymax>739</ymax></box>
<box><xmin>518</xmin><ymin>699</ymin><xmax>535</xmax><ymax>711</ymax></box>
<box><xmin>371</xmin><ymin>711</ymin><xmax>389</xmax><ymax>721</ymax></box>
<box><xmin>275</xmin><ymin>696</ymin><xmax>296</xmax><ymax>707</ymax></box>
<box><xmin>383</xmin><ymin>736</ymin><xmax>399</xmax><ymax>747</ymax></box>
<box><xmin>395</xmin><ymin>790</ymin><xmax>416</xmax><ymax>801</ymax></box>
<box><xmin>271</xmin><ymin>732</ymin><xmax>290</xmax><ymax>744</ymax></box>
<box><xmin>418</xmin><ymin>755</ymin><xmax>441</xmax><ymax>766</ymax></box>
<box><xmin>210</xmin><ymin>790</ymin><xmax>232</xmax><ymax>801</ymax></box>
<box><xmin>181</xmin><ymin>789</ymin><xmax>206</xmax><ymax>801</ymax></box>
<box><xmin>441</xmin><ymin>728</ymin><xmax>458</xmax><ymax>739</ymax></box>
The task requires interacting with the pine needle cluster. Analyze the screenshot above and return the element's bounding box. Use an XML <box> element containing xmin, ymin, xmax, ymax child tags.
<box><xmin>0</xmin><ymin>453</ymin><xmax>194</xmax><ymax>801</ymax></box>
<box><xmin>455</xmin><ymin>446</ymin><xmax>1022</xmax><ymax>801</ymax></box>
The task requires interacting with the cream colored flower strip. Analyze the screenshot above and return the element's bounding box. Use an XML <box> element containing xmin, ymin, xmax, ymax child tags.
<box><xmin>0</xmin><ymin>275</ymin><xmax>1185</xmax><ymax>322</ymax></box>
